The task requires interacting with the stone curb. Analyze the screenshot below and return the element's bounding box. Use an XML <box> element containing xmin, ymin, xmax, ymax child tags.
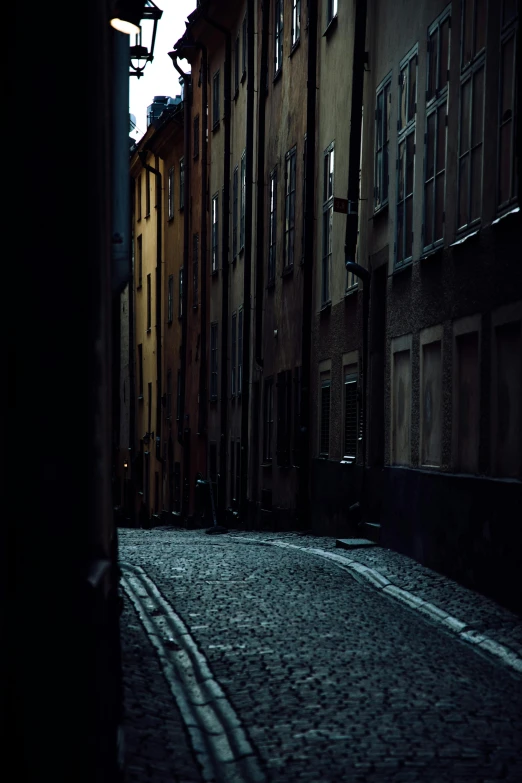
<box><xmin>230</xmin><ymin>536</ymin><xmax>522</xmax><ymax>677</ymax></box>
<box><xmin>121</xmin><ymin>563</ymin><xmax>267</xmax><ymax>783</ymax></box>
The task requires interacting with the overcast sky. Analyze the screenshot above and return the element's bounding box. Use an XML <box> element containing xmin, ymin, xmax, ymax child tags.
<box><xmin>129</xmin><ymin>0</ymin><xmax>195</xmax><ymax>138</ymax></box>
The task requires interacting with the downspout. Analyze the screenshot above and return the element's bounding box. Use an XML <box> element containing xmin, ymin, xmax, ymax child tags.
<box><xmin>202</xmin><ymin>12</ymin><xmax>231</xmax><ymax>526</ymax></box>
<box><xmin>194</xmin><ymin>41</ymin><xmax>209</xmax><ymax>440</ymax></box>
<box><xmin>128</xmin><ymin>177</ymin><xmax>136</xmax><ymax>523</ymax></box>
<box><xmin>344</xmin><ymin>0</ymin><xmax>369</xmax><ymax>521</ymax></box>
<box><xmin>139</xmin><ymin>151</ymin><xmax>163</xmax><ymax>467</ymax></box>
<box><xmin>255</xmin><ymin>0</ymin><xmax>270</xmax><ymax>368</ymax></box>
<box><xmin>298</xmin><ymin>0</ymin><xmax>318</xmax><ymax>530</ymax></box>
<box><xmin>240</xmin><ymin>0</ymin><xmax>255</xmax><ymax>522</ymax></box>
<box><xmin>168</xmin><ymin>52</ymin><xmax>191</xmax><ymax>520</ymax></box>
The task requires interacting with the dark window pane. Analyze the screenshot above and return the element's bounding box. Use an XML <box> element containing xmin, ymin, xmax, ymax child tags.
<box><xmin>375</xmin><ymin>149</ymin><xmax>382</xmax><ymax>206</ymax></box>
<box><xmin>475</xmin><ymin>0</ymin><xmax>486</xmax><ymax>54</ymax></box>
<box><xmin>471</xmin><ymin>66</ymin><xmax>484</xmax><ymax>147</ymax></box>
<box><xmin>405</xmin><ymin>196</ymin><xmax>413</xmax><ymax>257</ymax></box>
<box><xmin>397</xmin><ymin>202</ymin><xmax>404</xmax><ymax>262</ymax></box>
<box><xmin>458</xmin><ymin>154</ymin><xmax>470</xmax><ymax>226</ymax></box>
<box><xmin>399</xmin><ymin>68</ymin><xmax>407</xmax><ymax>129</ymax></box>
<box><xmin>435</xmin><ymin>172</ymin><xmax>445</xmax><ymax>241</ymax></box>
<box><xmin>462</xmin><ymin>0</ymin><xmax>473</xmax><ymax>65</ymax></box>
<box><xmin>406</xmin><ymin>133</ymin><xmax>415</xmax><ymax>195</ymax></box>
<box><xmin>499</xmin><ymin>121</ymin><xmax>512</xmax><ymax>204</ymax></box>
<box><xmin>398</xmin><ymin>141</ymin><xmax>405</xmax><ymax>201</ymax></box>
<box><xmin>376</xmin><ymin>91</ymin><xmax>383</xmax><ymax>148</ymax></box>
<box><xmin>383</xmin><ymin>143</ymin><xmax>389</xmax><ymax>203</ymax></box>
<box><xmin>424</xmin><ymin>181</ymin><xmax>434</xmax><ymax>246</ymax></box>
<box><xmin>436</xmin><ymin>104</ymin><xmax>446</xmax><ymax>174</ymax></box>
<box><xmin>439</xmin><ymin>18</ymin><xmax>450</xmax><ymax>90</ymax></box>
<box><xmin>426</xmin><ymin>111</ymin><xmax>436</xmax><ymax>180</ymax></box>
<box><xmin>501</xmin><ymin>35</ymin><xmax>515</xmax><ymax>122</ymax></box>
<box><xmin>428</xmin><ymin>30</ymin><xmax>438</xmax><ymax>100</ymax></box>
<box><xmin>460</xmin><ymin>80</ymin><xmax>471</xmax><ymax>153</ymax></box>
<box><xmin>408</xmin><ymin>56</ymin><xmax>417</xmax><ymax>122</ymax></box>
<box><xmin>470</xmin><ymin>145</ymin><xmax>483</xmax><ymax>220</ymax></box>
<box><xmin>384</xmin><ymin>83</ymin><xmax>391</xmax><ymax>142</ymax></box>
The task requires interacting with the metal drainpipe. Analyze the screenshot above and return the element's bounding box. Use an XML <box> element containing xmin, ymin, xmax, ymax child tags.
<box><xmin>255</xmin><ymin>0</ymin><xmax>270</xmax><ymax>369</ymax></box>
<box><xmin>139</xmin><ymin>151</ymin><xmax>163</xmax><ymax>467</ymax></box>
<box><xmin>344</xmin><ymin>0</ymin><xmax>369</xmax><ymax>521</ymax></box>
<box><xmin>202</xmin><ymin>12</ymin><xmax>231</xmax><ymax>526</ymax></box>
<box><xmin>128</xmin><ymin>177</ymin><xmax>136</xmax><ymax>524</ymax></box>
<box><xmin>298</xmin><ymin>0</ymin><xmax>318</xmax><ymax>531</ymax></box>
<box><xmin>240</xmin><ymin>0</ymin><xmax>255</xmax><ymax>523</ymax></box>
<box><xmin>169</xmin><ymin>52</ymin><xmax>191</xmax><ymax>520</ymax></box>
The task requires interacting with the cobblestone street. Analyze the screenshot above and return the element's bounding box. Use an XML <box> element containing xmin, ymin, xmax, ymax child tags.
<box><xmin>119</xmin><ymin>529</ymin><xmax>522</xmax><ymax>783</ymax></box>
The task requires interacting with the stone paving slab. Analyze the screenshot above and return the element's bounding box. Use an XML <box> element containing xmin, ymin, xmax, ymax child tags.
<box><xmin>119</xmin><ymin>528</ymin><xmax>522</xmax><ymax>783</ymax></box>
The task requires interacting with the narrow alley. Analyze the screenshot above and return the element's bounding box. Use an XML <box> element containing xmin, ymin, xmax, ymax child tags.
<box><xmin>119</xmin><ymin>529</ymin><xmax>522</xmax><ymax>783</ymax></box>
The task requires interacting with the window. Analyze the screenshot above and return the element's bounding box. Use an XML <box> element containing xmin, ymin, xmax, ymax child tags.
<box><xmin>498</xmin><ymin>2</ymin><xmax>518</xmax><ymax>209</ymax></box>
<box><xmin>212</xmin><ymin>193</ymin><xmax>219</xmax><ymax>273</ymax></box>
<box><xmin>137</xmin><ymin>175</ymin><xmax>142</xmax><ymax>220</ymax></box>
<box><xmin>284</xmin><ymin>146</ymin><xmax>297</xmax><ymax>269</ymax></box>
<box><xmin>424</xmin><ymin>8</ymin><xmax>450</xmax><ymax>251</ymax></box>
<box><xmin>168</xmin><ymin>274</ymin><xmax>173</xmax><ymax>323</ymax></box>
<box><xmin>396</xmin><ymin>47</ymin><xmax>417</xmax><ymax>266</ymax></box>
<box><xmin>327</xmin><ymin>0</ymin><xmax>338</xmax><ymax>26</ymax></box>
<box><xmin>234</xmin><ymin>35</ymin><xmax>240</xmax><ymax>95</ymax></box>
<box><xmin>178</xmin><ymin>267</ymin><xmax>183</xmax><ymax>318</ymax></box>
<box><xmin>344</xmin><ymin>370</ymin><xmax>358</xmax><ymax>460</ymax></box>
<box><xmin>168</xmin><ymin>166</ymin><xmax>174</xmax><ymax>220</ymax></box>
<box><xmin>176</xmin><ymin>369</ymin><xmax>181</xmax><ymax>421</ymax></box>
<box><xmin>458</xmin><ymin>0</ymin><xmax>486</xmax><ymax>229</ymax></box>
<box><xmin>293</xmin><ymin>366</ymin><xmax>302</xmax><ymax>466</ymax></box>
<box><xmin>263</xmin><ymin>377</ymin><xmax>274</xmax><ymax>461</ymax></box>
<box><xmin>210</xmin><ymin>322</ymin><xmax>218</xmax><ymax>400</ymax></box>
<box><xmin>242</xmin><ymin>15</ymin><xmax>247</xmax><ymax>77</ymax></box>
<box><xmin>374</xmin><ymin>75</ymin><xmax>391</xmax><ymax>211</ymax></box>
<box><xmin>276</xmin><ymin>370</ymin><xmax>292</xmax><ymax>467</ymax></box>
<box><xmin>292</xmin><ymin>0</ymin><xmax>301</xmax><ymax>47</ymax></box>
<box><xmin>240</xmin><ymin>150</ymin><xmax>246</xmax><ymax>250</ymax></box>
<box><xmin>230</xmin><ymin>438</ymin><xmax>235</xmax><ymax>505</ymax></box>
<box><xmin>302</xmin><ymin>135</ymin><xmax>307</xmax><ymax>262</ymax></box>
<box><xmin>137</xmin><ymin>235</ymin><xmax>143</xmax><ymax>287</ymax></box>
<box><xmin>235</xmin><ymin>440</ymin><xmax>241</xmax><ymax>506</ymax></box>
<box><xmin>193</xmin><ymin>115</ymin><xmax>200</xmax><ymax>159</ymax></box>
<box><xmin>138</xmin><ymin>344</ymin><xmax>143</xmax><ymax>398</ymax></box>
<box><xmin>145</xmin><ymin>168</ymin><xmax>151</xmax><ymax>216</ymax></box>
<box><xmin>166</xmin><ymin>369</ymin><xmax>172</xmax><ymax>419</ymax></box>
<box><xmin>213</xmin><ymin>71</ymin><xmax>220</xmax><ymax>129</ymax></box>
<box><xmin>322</xmin><ymin>143</ymin><xmax>334</xmax><ymax>304</ymax></box>
<box><xmin>238</xmin><ymin>307</ymin><xmax>243</xmax><ymax>395</ymax></box>
<box><xmin>180</xmin><ymin>157</ymin><xmax>185</xmax><ymax>209</ymax></box>
<box><xmin>192</xmin><ymin>234</ymin><xmax>199</xmax><ymax>308</ymax></box>
<box><xmin>233</xmin><ymin>166</ymin><xmax>239</xmax><ymax>259</ymax></box>
<box><xmin>320</xmin><ymin>375</ymin><xmax>331</xmax><ymax>456</ymax></box>
<box><xmin>146</xmin><ymin>273</ymin><xmax>152</xmax><ymax>330</ymax></box>
<box><xmin>231</xmin><ymin>311</ymin><xmax>237</xmax><ymax>396</ymax></box>
<box><xmin>268</xmin><ymin>167</ymin><xmax>277</xmax><ymax>284</ymax></box>
<box><xmin>274</xmin><ymin>0</ymin><xmax>283</xmax><ymax>76</ymax></box>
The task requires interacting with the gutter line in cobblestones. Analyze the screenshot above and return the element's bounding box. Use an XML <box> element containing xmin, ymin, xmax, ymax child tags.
<box><xmin>121</xmin><ymin>563</ymin><xmax>267</xmax><ymax>783</ymax></box>
<box><xmin>231</xmin><ymin>538</ymin><xmax>522</xmax><ymax>676</ymax></box>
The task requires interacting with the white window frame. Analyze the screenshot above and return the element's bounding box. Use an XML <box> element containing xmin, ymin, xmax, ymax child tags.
<box><xmin>274</xmin><ymin>0</ymin><xmax>283</xmax><ymax>76</ymax></box>
<box><xmin>292</xmin><ymin>0</ymin><xmax>301</xmax><ymax>47</ymax></box>
<box><xmin>284</xmin><ymin>146</ymin><xmax>297</xmax><ymax>270</ymax></box>
<box><xmin>168</xmin><ymin>165</ymin><xmax>174</xmax><ymax>220</ymax></box>
<box><xmin>322</xmin><ymin>142</ymin><xmax>334</xmax><ymax>305</ymax></box>
<box><xmin>212</xmin><ymin>193</ymin><xmax>219</xmax><ymax>273</ymax></box>
<box><xmin>268</xmin><ymin>167</ymin><xmax>277</xmax><ymax>284</ymax></box>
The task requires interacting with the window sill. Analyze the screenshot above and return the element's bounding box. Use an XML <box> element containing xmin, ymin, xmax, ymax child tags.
<box><xmin>239</xmin><ymin>246</ymin><xmax>245</xmax><ymax>257</ymax></box>
<box><xmin>420</xmin><ymin>243</ymin><xmax>444</xmax><ymax>262</ymax></box>
<box><xmin>323</xmin><ymin>15</ymin><xmax>338</xmax><ymax>38</ymax></box>
<box><xmin>241</xmin><ymin>70</ymin><xmax>246</xmax><ymax>84</ymax></box>
<box><xmin>146</xmin><ymin>328</ymin><xmax>152</xmax><ymax>333</ymax></box>
<box><xmin>344</xmin><ymin>285</ymin><xmax>358</xmax><ymax>298</ymax></box>
<box><xmin>282</xmin><ymin>264</ymin><xmax>294</xmax><ymax>279</ymax></box>
<box><xmin>145</xmin><ymin>213</ymin><xmax>151</xmax><ymax>219</ymax></box>
<box><xmin>492</xmin><ymin>204</ymin><xmax>520</xmax><ymax>227</ymax></box>
<box><xmin>138</xmin><ymin>395</ymin><xmax>144</xmax><ymax>402</ymax></box>
<box><xmin>372</xmin><ymin>202</ymin><xmax>389</xmax><ymax>219</ymax></box>
<box><xmin>318</xmin><ymin>453</ymin><xmax>329</xmax><ymax>460</ymax></box>
<box><xmin>261</xmin><ymin>461</ymin><xmax>273</xmax><ymax>468</ymax></box>
<box><xmin>450</xmin><ymin>226</ymin><xmax>480</xmax><ymax>248</ymax></box>
<box><xmin>167</xmin><ymin>215</ymin><xmax>174</xmax><ymax>223</ymax></box>
<box><xmin>392</xmin><ymin>259</ymin><xmax>413</xmax><ymax>275</ymax></box>
<box><xmin>273</xmin><ymin>67</ymin><xmax>283</xmax><ymax>85</ymax></box>
<box><xmin>212</xmin><ymin>121</ymin><xmax>220</xmax><ymax>133</ymax></box>
<box><xmin>319</xmin><ymin>300</ymin><xmax>332</xmax><ymax>314</ymax></box>
<box><xmin>289</xmin><ymin>39</ymin><xmax>300</xmax><ymax>58</ymax></box>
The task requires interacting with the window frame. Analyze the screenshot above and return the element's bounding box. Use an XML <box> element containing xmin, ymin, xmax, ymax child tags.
<box><xmin>327</xmin><ymin>0</ymin><xmax>338</xmax><ymax>27</ymax></box>
<box><xmin>322</xmin><ymin>142</ymin><xmax>334</xmax><ymax>306</ymax></box>
<box><xmin>395</xmin><ymin>45</ymin><xmax>418</xmax><ymax>268</ymax></box>
<box><xmin>319</xmin><ymin>376</ymin><xmax>331</xmax><ymax>457</ymax></box>
<box><xmin>168</xmin><ymin>165</ymin><xmax>174</xmax><ymax>220</ymax></box>
<box><xmin>179</xmin><ymin>157</ymin><xmax>185</xmax><ymax>210</ymax></box>
<box><xmin>284</xmin><ymin>146</ymin><xmax>297</xmax><ymax>271</ymax></box>
<box><xmin>497</xmin><ymin>5</ymin><xmax>518</xmax><ymax>211</ymax></box>
<box><xmin>268</xmin><ymin>166</ymin><xmax>277</xmax><ymax>285</ymax></box>
<box><xmin>210</xmin><ymin>322</ymin><xmax>218</xmax><ymax>401</ymax></box>
<box><xmin>292</xmin><ymin>0</ymin><xmax>301</xmax><ymax>48</ymax></box>
<box><xmin>240</xmin><ymin>150</ymin><xmax>246</xmax><ymax>251</ymax></box>
<box><xmin>274</xmin><ymin>0</ymin><xmax>283</xmax><ymax>78</ymax></box>
<box><xmin>212</xmin><ymin>192</ymin><xmax>219</xmax><ymax>274</ymax></box>
<box><xmin>343</xmin><ymin>369</ymin><xmax>359</xmax><ymax>461</ymax></box>
<box><xmin>374</xmin><ymin>74</ymin><xmax>392</xmax><ymax>213</ymax></box>
<box><xmin>423</xmin><ymin>7</ymin><xmax>451</xmax><ymax>253</ymax></box>
<box><xmin>212</xmin><ymin>70</ymin><xmax>220</xmax><ymax>130</ymax></box>
<box><xmin>146</xmin><ymin>272</ymin><xmax>152</xmax><ymax>331</ymax></box>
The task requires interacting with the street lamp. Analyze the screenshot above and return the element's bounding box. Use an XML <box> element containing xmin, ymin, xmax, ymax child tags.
<box><xmin>110</xmin><ymin>0</ymin><xmax>163</xmax><ymax>79</ymax></box>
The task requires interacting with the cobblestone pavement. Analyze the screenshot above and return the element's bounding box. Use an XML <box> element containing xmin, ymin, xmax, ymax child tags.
<box><xmin>119</xmin><ymin>528</ymin><xmax>522</xmax><ymax>783</ymax></box>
